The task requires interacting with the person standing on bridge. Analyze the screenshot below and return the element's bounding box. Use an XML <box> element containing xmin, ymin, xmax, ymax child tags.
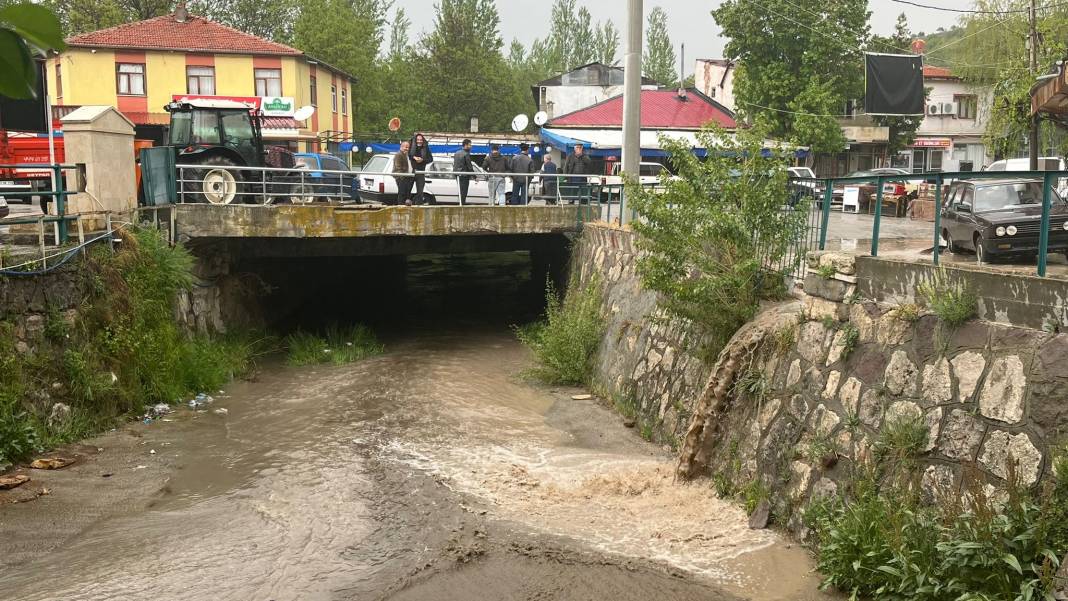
<box><xmin>453</xmin><ymin>139</ymin><xmax>474</xmax><ymax>205</ymax></box>
<box><xmin>562</xmin><ymin>144</ymin><xmax>592</xmax><ymax>183</ymax></box>
<box><xmin>483</xmin><ymin>144</ymin><xmax>509</xmax><ymax>206</ymax></box>
<box><xmin>540</xmin><ymin>153</ymin><xmax>559</xmax><ymax>203</ymax></box>
<box><xmin>394</xmin><ymin>140</ymin><xmax>415</xmax><ymax>206</ymax></box>
<box><xmin>509</xmin><ymin>143</ymin><xmax>534</xmax><ymax>205</ymax></box>
<box><xmin>408</xmin><ymin>132</ymin><xmax>434</xmax><ymax>205</ymax></box>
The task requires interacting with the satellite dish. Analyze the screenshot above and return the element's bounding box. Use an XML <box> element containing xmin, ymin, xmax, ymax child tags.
<box><xmin>388</xmin><ymin>117</ymin><xmax>402</xmax><ymax>132</ymax></box>
<box><xmin>533</xmin><ymin>111</ymin><xmax>549</xmax><ymax>126</ymax></box>
<box><xmin>511</xmin><ymin>114</ymin><xmax>529</xmax><ymax>132</ymax></box>
<box><xmin>293</xmin><ymin>105</ymin><xmax>315</xmax><ymax>121</ymax></box>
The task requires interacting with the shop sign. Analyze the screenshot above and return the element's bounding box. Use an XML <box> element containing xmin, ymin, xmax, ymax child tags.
<box><xmin>261</xmin><ymin>97</ymin><xmax>295</xmax><ymax>117</ymax></box>
<box><xmin>912</xmin><ymin>138</ymin><xmax>952</xmax><ymax>148</ymax></box>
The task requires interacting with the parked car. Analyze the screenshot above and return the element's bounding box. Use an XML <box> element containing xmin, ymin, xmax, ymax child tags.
<box><xmin>357</xmin><ymin>153</ymin><xmax>500</xmax><ymax>205</ymax></box>
<box><xmin>940</xmin><ymin>178</ymin><xmax>1068</xmax><ymax>264</ymax></box>
<box><xmin>984</xmin><ymin>157</ymin><xmax>1068</xmax><ymax>197</ymax></box>
<box><xmin>294</xmin><ymin>152</ymin><xmax>358</xmax><ymax>203</ymax></box>
<box><xmin>788</xmin><ymin>166</ymin><xmax>820</xmax><ymax>200</ymax></box>
<box><xmin>0</xmin><ymin>195</ymin><xmax>8</xmax><ymax>219</ymax></box>
<box><xmin>833</xmin><ymin>167</ymin><xmax>914</xmax><ymax>208</ymax></box>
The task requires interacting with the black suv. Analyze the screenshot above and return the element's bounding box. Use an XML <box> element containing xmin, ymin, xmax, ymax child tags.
<box><xmin>941</xmin><ymin>178</ymin><xmax>1068</xmax><ymax>263</ymax></box>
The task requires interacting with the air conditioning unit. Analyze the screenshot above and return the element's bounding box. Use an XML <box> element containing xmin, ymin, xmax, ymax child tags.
<box><xmin>942</xmin><ymin>102</ymin><xmax>957</xmax><ymax>116</ymax></box>
<box><xmin>927</xmin><ymin>103</ymin><xmax>942</xmax><ymax>116</ymax></box>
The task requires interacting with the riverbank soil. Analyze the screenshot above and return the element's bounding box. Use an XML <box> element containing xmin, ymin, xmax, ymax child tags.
<box><xmin>0</xmin><ymin>331</ymin><xmax>830</xmax><ymax>601</ymax></box>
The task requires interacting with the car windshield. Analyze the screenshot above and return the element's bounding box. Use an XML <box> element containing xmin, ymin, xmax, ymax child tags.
<box><xmin>791</xmin><ymin>168</ymin><xmax>815</xmax><ymax>178</ymax></box>
<box><xmin>639</xmin><ymin>164</ymin><xmax>664</xmax><ymax>177</ymax></box>
<box><xmin>973</xmin><ymin>181</ymin><xmax>1063</xmax><ymax>212</ymax></box>
<box><xmin>363</xmin><ymin>156</ymin><xmax>389</xmax><ymax>173</ymax></box>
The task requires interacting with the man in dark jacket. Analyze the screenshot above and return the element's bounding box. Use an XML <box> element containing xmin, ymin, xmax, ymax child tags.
<box><xmin>562</xmin><ymin>144</ymin><xmax>592</xmax><ymax>183</ymax></box>
<box><xmin>509</xmin><ymin>144</ymin><xmax>534</xmax><ymax>205</ymax></box>
<box><xmin>408</xmin><ymin>132</ymin><xmax>434</xmax><ymax>204</ymax></box>
<box><xmin>453</xmin><ymin>139</ymin><xmax>474</xmax><ymax>204</ymax></box>
<box><xmin>482</xmin><ymin>144</ymin><xmax>509</xmax><ymax>205</ymax></box>
<box><xmin>540</xmin><ymin>154</ymin><xmax>559</xmax><ymax>203</ymax></box>
<box><xmin>562</xmin><ymin>144</ymin><xmax>593</xmax><ymax>204</ymax></box>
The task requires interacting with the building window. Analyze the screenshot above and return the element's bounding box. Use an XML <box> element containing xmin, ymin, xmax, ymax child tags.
<box><xmin>331</xmin><ymin>84</ymin><xmax>337</xmax><ymax>113</ymax></box>
<box><xmin>309</xmin><ymin>75</ymin><xmax>317</xmax><ymax>106</ymax></box>
<box><xmin>116</xmin><ymin>63</ymin><xmax>145</xmax><ymax>95</ymax></box>
<box><xmin>186</xmin><ymin>66</ymin><xmax>215</xmax><ymax>95</ymax></box>
<box><xmin>341</xmin><ymin>86</ymin><xmax>347</xmax><ymax>115</ymax></box>
<box><xmin>254</xmin><ymin>68</ymin><xmax>282</xmax><ymax>96</ymax></box>
<box><xmin>956</xmin><ymin>95</ymin><xmax>977</xmax><ymax>120</ymax></box>
<box><xmin>55</xmin><ymin>63</ymin><xmax>62</xmax><ymax>99</ymax></box>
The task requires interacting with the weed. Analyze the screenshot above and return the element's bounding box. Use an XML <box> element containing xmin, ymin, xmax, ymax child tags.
<box><xmin>837</xmin><ymin>323</ymin><xmax>859</xmax><ymax>361</ymax></box>
<box><xmin>713</xmin><ymin>471</ymin><xmax>736</xmax><ymax>498</ymax></box>
<box><xmin>286</xmin><ymin>324</ymin><xmax>382</xmax><ymax>366</ymax></box>
<box><xmin>516</xmin><ymin>277</ymin><xmax>605</xmax><ymax>385</ymax></box>
<box><xmin>771</xmin><ymin>325</ymin><xmax>796</xmax><ymax>356</ymax></box>
<box><xmin>640</xmin><ymin>421</ymin><xmax>654</xmax><ymax>442</ymax></box>
<box><xmin>740</xmin><ymin>479</ymin><xmax>770</xmax><ymax>514</ymax></box>
<box><xmin>816</xmin><ymin>264</ymin><xmax>836</xmax><ymax>279</ymax></box>
<box><xmin>820</xmin><ymin>315</ymin><xmax>838</xmax><ymax>331</ymax></box>
<box><xmin>918</xmin><ymin>269</ymin><xmax>977</xmax><ymax>328</ymax></box>
<box><xmin>805</xmin><ymin>434</ymin><xmax>837</xmax><ymax>466</ymax></box>
<box><xmin>875</xmin><ymin>414</ymin><xmax>928</xmax><ymax>470</ymax></box>
<box><xmin>0</xmin><ymin>404</ymin><xmax>40</xmax><ymax>465</ymax></box>
<box><xmin>891</xmin><ymin>302</ymin><xmax>922</xmax><ymax>323</ymax></box>
<box><xmin>43</xmin><ymin>305</ymin><xmax>68</xmax><ymax>342</ymax></box>
<box><xmin>735</xmin><ymin>369</ymin><xmax>768</xmax><ymax>402</ymax></box>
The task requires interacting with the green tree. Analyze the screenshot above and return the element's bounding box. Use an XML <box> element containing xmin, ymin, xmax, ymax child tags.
<box><xmin>939</xmin><ymin>0</ymin><xmax>1068</xmax><ymax>159</ymax></box>
<box><xmin>713</xmin><ymin>0</ymin><xmax>869</xmax><ymax>153</ymax></box>
<box><xmin>593</xmin><ymin>21</ymin><xmax>619</xmax><ymax>66</ymax></box>
<box><xmin>572</xmin><ymin>7</ymin><xmax>595</xmax><ymax>66</ymax></box>
<box><xmin>869</xmin><ymin>13</ymin><xmax>926</xmax><ymax>154</ymax></box>
<box><xmin>190</xmin><ymin>0</ymin><xmax>300</xmax><ymax>43</ymax></box>
<box><xmin>415</xmin><ymin>0</ymin><xmax>529</xmax><ymax>132</ymax></box>
<box><xmin>643</xmin><ymin>6</ymin><xmax>676</xmax><ymax>86</ymax></box>
<box><xmin>387</xmin><ymin>6</ymin><xmax>409</xmax><ymax>60</ymax></box>
<box><xmin>45</xmin><ymin>0</ymin><xmax>125</xmax><ymax>35</ymax></box>
<box><xmin>293</xmin><ymin>0</ymin><xmax>389</xmax><ymax>131</ymax></box>
<box><xmin>0</xmin><ymin>2</ymin><xmax>66</xmax><ymax>98</ymax></box>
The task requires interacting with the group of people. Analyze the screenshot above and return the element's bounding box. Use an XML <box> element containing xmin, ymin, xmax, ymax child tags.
<box><xmin>391</xmin><ymin>133</ymin><xmax>595</xmax><ymax>206</ymax></box>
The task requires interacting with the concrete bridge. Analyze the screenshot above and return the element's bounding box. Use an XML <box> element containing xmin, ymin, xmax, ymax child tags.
<box><xmin>171</xmin><ymin>203</ymin><xmax>594</xmax><ymax>257</ymax></box>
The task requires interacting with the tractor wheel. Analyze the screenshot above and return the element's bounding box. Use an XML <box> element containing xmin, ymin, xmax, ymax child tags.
<box><xmin>183</xmin><ymin>156</ymin><xmax>244</xmax><ymax>205</ymax></box>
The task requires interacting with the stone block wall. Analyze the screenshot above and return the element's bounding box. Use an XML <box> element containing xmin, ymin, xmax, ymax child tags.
<box><xmin>699</xmin><ymin>250</ymin><xmax>1066</xmax><ymax>531</ymax></box>
<box><xmin>572</xmin><ymin>224</ymin><xmax>711</xmax><ymax>446</ymax></box>
<box><xmin>0</xmin><ymin>263</ymin><xmax>89</xmax><ymax>352</ymax></box>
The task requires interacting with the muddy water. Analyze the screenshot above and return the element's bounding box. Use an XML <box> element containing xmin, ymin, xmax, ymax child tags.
<box><xmin>0</xmin><ymin>252</ymin><xmax>832</xmax><ymax>600</ymax></box>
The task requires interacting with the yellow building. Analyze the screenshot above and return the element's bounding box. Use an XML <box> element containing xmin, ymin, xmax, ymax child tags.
<box><xmin>47</xmin><ymin>6</ymin><xmax>354</xmax><ymax>154</ymax></box>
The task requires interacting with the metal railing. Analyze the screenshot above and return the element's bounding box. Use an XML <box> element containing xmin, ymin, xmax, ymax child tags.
<box><xmin>0</xmin><ymin>163</ymin><xmax>79</xmax><ymax>244</ymax></box>
<box><xmin>792</xmin><ymin>169</ymin><xmax>1068</xmax><ymax>278</ymax></box>
<box><xmin>176</xmin><ymin>163</ymin><xmax>358</xmax><ymax>205</ymax></box>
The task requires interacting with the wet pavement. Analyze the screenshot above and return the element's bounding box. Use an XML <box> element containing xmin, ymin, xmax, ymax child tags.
<box><xmin>0</xmin><ymin>330</ymin><xmax>831</xmax><ymax>601</ymax></box>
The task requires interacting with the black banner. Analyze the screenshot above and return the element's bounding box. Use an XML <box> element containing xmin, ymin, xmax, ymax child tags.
<box><xmin>0</xmin><ymin>60</ymin><xmax>49</xmax><ymax>132</ymax></box>
<box><xmin>864</xmin><ymin>53</ymin><xmax>925</xmax><ymax>116</ymax></box>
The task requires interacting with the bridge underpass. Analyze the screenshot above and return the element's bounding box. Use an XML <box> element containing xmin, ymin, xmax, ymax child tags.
<box><xmin>173</xmin><ymin>204</ymin><xmax>585</xmax><ymax>333</ymax></box>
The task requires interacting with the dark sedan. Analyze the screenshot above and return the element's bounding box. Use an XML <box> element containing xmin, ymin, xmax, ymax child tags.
<box><xmin>293</xmin><ymin>152</ymin><xmax>359</xmax><ymax>202</ymax></box>
<box><xmin>940</xmin><ymin>179</ymin><xmax>1068</xmax><ymax>263</ymax></box>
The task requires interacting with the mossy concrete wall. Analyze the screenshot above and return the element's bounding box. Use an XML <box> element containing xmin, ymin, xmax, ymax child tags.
<box><xmin>175</xmin><ymin>205</ymin><xmax>589</xmax><ymax>239</ymax></box>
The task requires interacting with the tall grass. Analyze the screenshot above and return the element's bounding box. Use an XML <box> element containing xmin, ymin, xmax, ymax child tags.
<box><xmin>0</xmin><ymin>228</ymin><xmax>266</xmax><ymax>466</ymax></box>
<box><xmin>918</xmin><ymin>268</ymin><xmax>977</xmax><ymax>328</ymax></box>
<box><xmin>285</xmin><ymin>324</ymin><xmax>383</xmax><ymax>366</ymax></box>
<box><xmin>516</xmin><ymin>277</ymin><xmax>605</xmax><ymax>385</ymax></box>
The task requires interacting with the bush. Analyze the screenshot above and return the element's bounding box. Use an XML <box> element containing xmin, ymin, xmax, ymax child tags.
<box><xmin>918</xmin><ymin>268</ymin><xmax>977</xmax><ymax>327</ymax></box>
<box><xmin>516</xmin><ymin>277</ymin><xmax>605</xmax><ymax>385</ymax></box>
<box><xmin>808</xmin><ymin>453</ymin><xmax>1068</xmax><ymax>600</ymax></box>
<box><xmin>0</xmin><ymin>404</ymin><xmax>39</xmax><ymax>466</ymax></box>
<box><xmin>286</xmin><ymin>324</ymin><xmax>383</xmax><ymax>366</ymax></box>
<box><xmin>627</xmin><ymin>124</ymin><xmax>808</xmax><ymax>356</ymax></box>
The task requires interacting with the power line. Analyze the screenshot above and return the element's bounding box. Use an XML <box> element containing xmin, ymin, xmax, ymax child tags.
<box><xmin>924</xmin><ymin>15</ymin><xmax>1016</xmax><ymax>56</ymax></box>
<box><xmin>735</xmin><ymin>99</ymin><xmax>854</xmax><ymax>118</ymax></box>
<box><xmin>888</xmin><ymin>0</ymin><xmax>1068</xmax><ymax>14</ymax></box>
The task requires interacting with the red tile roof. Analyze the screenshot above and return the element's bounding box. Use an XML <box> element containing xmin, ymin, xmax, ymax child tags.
<box><xmin>923</xmin><ymin>65</ymin><xmax>956</xmax><ymax>79</ymax></box>
<box><xmin>548</xmin><ymin>89</ymin><xmax>736</xmax><ymax>130</ymax></box>
<box><xmin>66</xmin><ymin>12</ymin><xmax>302</xmax><ymax>56</ymax></box>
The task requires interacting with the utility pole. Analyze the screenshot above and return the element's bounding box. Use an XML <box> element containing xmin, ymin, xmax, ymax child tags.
<box><xmin>621</xmin><ymin>0</ymin><xmax>642</xmax><ymax>225</ymax></box>
<box><xmin>1029</xmin><ymin>0</ymin><xmax>1039</xmax><ymax>170</ymax></box>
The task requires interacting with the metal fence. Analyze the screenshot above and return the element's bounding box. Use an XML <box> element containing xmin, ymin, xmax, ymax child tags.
<box><xmin>794</xmin><ymin>169</ymin><xmax>1068</xmax><ymax>278</ymax></box>
<box><xmin>175</xmin><ymin>163</ymin><xmax>358</xmax><ymax>205</ymax></box>
<box><xmin>0</xmin><ymin>163</ymin><xmax>79</xmax><ymax>244</ymax></box>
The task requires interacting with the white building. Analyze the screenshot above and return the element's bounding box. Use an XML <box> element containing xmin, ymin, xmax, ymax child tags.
<box><xmin>893</xmin><ymin>65</ymin><xmax>993</xmax><ymax>173</ymax></box>
<box><xmin>531</xmin><ymin>62</ymin><xmax>660</xmax><ymax>120</ymax></box>
<box><xmin>694</xmin><ymin>59</ymin><xmax>736</xmax><ymax>111</ymax></box>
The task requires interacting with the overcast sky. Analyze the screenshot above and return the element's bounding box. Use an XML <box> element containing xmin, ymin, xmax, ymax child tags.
<box><xmin>400</xmin><ymin>0</ymin><xmax>976</xmax><ymax>73</ymax></box>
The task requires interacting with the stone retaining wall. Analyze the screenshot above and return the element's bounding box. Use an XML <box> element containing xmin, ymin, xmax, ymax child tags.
<box><xmin>575</xmin><ymin>224</ymin><xmax>1067</xmax><ymax>532</ymax></box>
<box><xmin>0</xmin><ymin>263</ymin><xmax>89</xmax><ymax>351</ymax></box>
<box><xmin>573</xmin><ymin>224</ymin><xmax>711</xmax><ymax>447</ymax></box>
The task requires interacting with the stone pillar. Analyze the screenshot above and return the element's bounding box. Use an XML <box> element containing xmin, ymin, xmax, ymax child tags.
<box><xmin>59</xmin><ymin>106</ymin><xmax>137</xmax><ymax>224</ymax></box>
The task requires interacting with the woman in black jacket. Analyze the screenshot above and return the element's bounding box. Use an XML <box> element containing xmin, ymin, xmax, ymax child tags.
<box><xmin>408</xmin><ymin>133</ymin><xmax>434</xmax><ymax>205</ymax></box>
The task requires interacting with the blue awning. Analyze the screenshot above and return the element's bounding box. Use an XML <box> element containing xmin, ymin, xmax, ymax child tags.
<box><xmin>365</xmin><ymin>142</ymin><xmax>544</xmax><ymax>156</ymax></box>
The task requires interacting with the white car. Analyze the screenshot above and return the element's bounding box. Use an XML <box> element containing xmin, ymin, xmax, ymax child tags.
<box><xmin>602</xmin><ymin>161</ymin><xmax>674</xmax><ymax>187</ymax></box>
<box><xmin>357</xmin><ymin>153</ymin><xmax>499</xmax><ymax>205</ymax></box>
<box><xmin>984</xmin><ymin>157</ymin><xmax>1068</xmax><ymax>197</ymax></box>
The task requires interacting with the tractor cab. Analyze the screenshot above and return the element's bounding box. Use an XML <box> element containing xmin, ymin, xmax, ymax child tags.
<box><xmin>165</xmin><ymin>98</ymin><xmax>264</xmax><ymax>168</ymax></box>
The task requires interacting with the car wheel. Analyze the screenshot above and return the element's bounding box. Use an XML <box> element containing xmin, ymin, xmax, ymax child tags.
<box><xmin>944</xmin><ymin>229</ymin><xmax>964</xmax><ymax>254</ymax></box>
<box><xmin>422</xmin><ymin>193</ymin><xmax>436</xmax><ymax>206</ymax></box>
<box><xmin>974</xmin><ymin>233</ymin><xmax>987</xmax><ymax>264</ymax></box>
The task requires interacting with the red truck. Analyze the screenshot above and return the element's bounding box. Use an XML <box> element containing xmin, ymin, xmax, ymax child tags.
<box><xmin>0</xmin><ymin>129</ymin><xmax>153</xmax><ymax>205</ymax></box>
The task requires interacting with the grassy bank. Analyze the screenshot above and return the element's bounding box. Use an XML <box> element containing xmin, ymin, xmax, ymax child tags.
<box><xmin>285</xmin><ymin>324</ymin><xmax>384</xmax><ymax>366</ymax></box>
<box><xmin>0</xmin><ymin>229</ymin><xmax>267</xmax><ymax>468</ymax></box>
<box><xmin>516</xmin><ymin>277</ymin><xmax>605</xmax><ymax>386</ymax></box>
